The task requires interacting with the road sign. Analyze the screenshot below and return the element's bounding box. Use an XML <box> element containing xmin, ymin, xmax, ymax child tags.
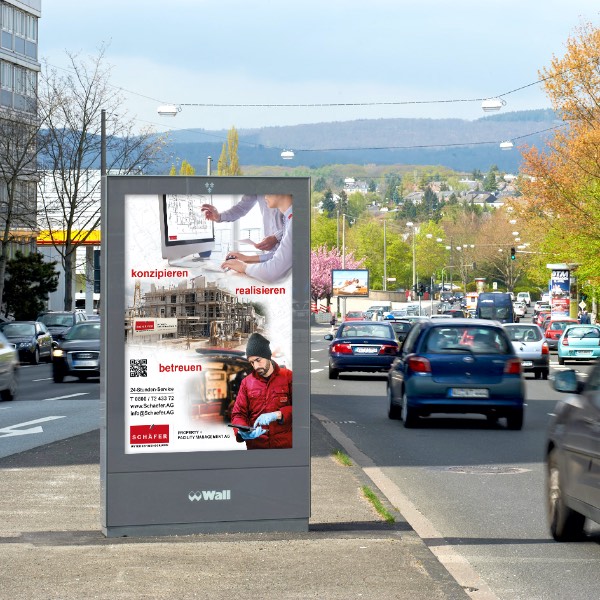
<box><xmin>579</xmin><ymin>301</ymin><xmax>587</xmax><ymax>309</ymax></box>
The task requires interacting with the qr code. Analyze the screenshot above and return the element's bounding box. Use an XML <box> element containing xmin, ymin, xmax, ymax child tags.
<box><xmin>130</xmin><ymin>359</ymin><xmax>148</xmax><ymax>377</ymax></box>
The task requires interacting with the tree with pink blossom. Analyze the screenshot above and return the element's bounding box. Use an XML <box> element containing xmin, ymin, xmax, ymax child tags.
<box><xmin>311</xmin><ymin>244</ymin><xmax>364</xmax><ymax>308</ymax></box>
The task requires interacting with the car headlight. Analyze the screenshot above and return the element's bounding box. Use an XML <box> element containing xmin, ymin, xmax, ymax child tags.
<box><xmin>53</xmin><ymin>349</ymin><xmax>64</xmax><ymax>357</ymax></box>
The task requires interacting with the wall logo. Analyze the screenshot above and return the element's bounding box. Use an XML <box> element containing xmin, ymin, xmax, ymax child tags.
<box><xmin>188</xmin><ymin>490</ymin><xmax>231</xmax><ymax>502</ymax></box>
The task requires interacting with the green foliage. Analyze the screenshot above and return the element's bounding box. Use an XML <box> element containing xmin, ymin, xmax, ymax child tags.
<box><xmin>169</xmin><ymin>159</ymin><xmax>196</xmax><ymax>175</ymax></box>
<box><xmin>313</xmin><ymin>176</ymin><xmax>327</xmax><ymax>192</ymax></box>
<box><xmin>4</xmin><ymin>252</ymin><xmax>59</xmax><ymax>320</ymax></box>
<box><xmin>217</xmin><ymin>126</ymin><xmax>242</xmax><ymax>175</ymax></box>
<box><xmin>483</xmin><ymin>170</ymin><xmax>498</xmax><ymax>192</ymax></box>
<box><xmin>321</xmin><ymin>190</ymin><xmax>337</xmax><ymax>216</ymax></box>
<box><xmin>311</xmin><ymin>212</ymin><xmax>338</xmax><ymax>250</ymax></box>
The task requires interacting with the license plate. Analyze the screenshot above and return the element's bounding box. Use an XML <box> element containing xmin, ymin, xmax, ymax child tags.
<box><xmin>522</xmin><ymin>361</ymin><xmax>533</xmax><ymax>367</ymax></box>
<box><xmin>354</xmin><ymin>346</ymin><xmax>378</xmax><ymax>354</ymax></box>
<box><xmin>576</xmin><ymin>350</ymin><xmax>592</xmax><ymax>356</ymax></box>
<box><xmin>74</xmin><ymin>360</ymin><xmax>98</xmax><ymax>368</ymax></box>
<box><xmin>450</xmin><ymin>388</ymin><xmax>489</xmax><ymax>398</ymax></box>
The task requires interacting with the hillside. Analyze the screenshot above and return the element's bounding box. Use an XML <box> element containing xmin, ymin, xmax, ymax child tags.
<box><xmin>162</xmin><ymin>109</ymin><xmax>560</xmax><ymax>173</ymax></box>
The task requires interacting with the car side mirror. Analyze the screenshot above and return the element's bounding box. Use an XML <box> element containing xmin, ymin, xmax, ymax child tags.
<box><xmin>552</xmin><ymin>369</ymin><xmax>581</xmax><ymax>394</ymax></box>
<box><xmin>324</xmin><ymin>334</ymin><xmax>333</xmax><ymax>341</ymax></box>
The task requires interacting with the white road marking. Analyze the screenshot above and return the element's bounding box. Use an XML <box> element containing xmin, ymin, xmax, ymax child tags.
<box><xmin>42</xmin><ymin>393</ymin><xmax>89</xmax><ymax>402</ymax></box>
<box><xmin>310</xmin><ymin>368</ymin><xmax>324</xmax><ymax>373</ymax></box>
<box><xmin>311</xmin><ymin>348</ymin><xmax>325</xmax><ymax>352</ymax></box>
<box><xmin>314</xmin><ymin>413</ymin><xmax>500</xmax><ymax>600</ymax></box>
<box><xmin>0</xmin><ymin>416</ymin><xmax>66</xmax><ymax>437</ymax></box>
<box><xmin>33</xmin><ymin>377</ymin><xmax>54</xmax><ymax>382</ymax></box>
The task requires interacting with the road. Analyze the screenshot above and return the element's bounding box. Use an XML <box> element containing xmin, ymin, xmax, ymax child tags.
<box><xmin>3</xmin><ymin>313</ymin><xmax>600</xmax><ymax>599</ymax></box>
<box><xmin>311</xmin><ymin>322</ymin><xmax>600</xmax><ymax>600</ymax></box>
<box><xmin>0</xmin><ymin>362</ymin><xmax>100</xmax><ymax>458</ymax></box>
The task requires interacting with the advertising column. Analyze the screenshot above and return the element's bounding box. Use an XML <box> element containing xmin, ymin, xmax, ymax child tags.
<box><xmin>102</xmin><ymin>177</ymin><xmax>310</xmax><ymax>537</ymax></box>
<box><xmin>548</xmin><ymin>265</ymin><xmax>571</xmax><ymax>319</ymax></box>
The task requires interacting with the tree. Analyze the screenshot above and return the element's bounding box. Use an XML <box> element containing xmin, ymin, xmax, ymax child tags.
<box><xmin>310</xmin><ymin>244</ymin><xmax>364</xmax><ymax>307</ymax></box>
<box><xmin>321</xmin><ymin>189</ymin><xmax>337</xmax><ymax>216</ymax></box>
<box><xmin>0</xmin><ymin>111</ymin><xmax>43</xmax><ymax>312</ymax></box>
<box><xmin>217</xmin><ymin>126</ymin><xmax>242</xmax><ymax>175</ymax></box>
<box><xmin>170</xmin><ymin>159</ymin><xmax>196</xmax><ymax>175</ymax></box>
<box><xmin>3</xmin><ymin>251</ymin><xmax>59</xmax><ymax>320</ymax></box>
<box><xmin>38</xmin><ymin>46</ymin><xmax>166</xmax><ymax>311</ymax></box>
<box><xmin>482</xmin><ymin>170</ymin><xmax>497</xmax><ymax>192</ymax></box>
<box><xmin>521</xmin><ymin>22</ymin><xmax>600</xmax><ymax>291</ymax></box>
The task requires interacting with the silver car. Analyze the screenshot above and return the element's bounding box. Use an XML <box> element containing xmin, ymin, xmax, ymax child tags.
<box><xmin>503</xmin><ymin>323</ymin><xmax>550</xmax><ymax>380</ymax></box>
<box><xmin>0</xmin><ymin>330</ymin><xmax>19</xmax><ymax>401</ymax></box>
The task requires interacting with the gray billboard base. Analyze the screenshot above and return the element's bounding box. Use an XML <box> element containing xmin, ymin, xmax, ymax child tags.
<box><xmin>103</xmin><ymin>465</ymin><xmax>309</xmax><ymax>537</ymax></box>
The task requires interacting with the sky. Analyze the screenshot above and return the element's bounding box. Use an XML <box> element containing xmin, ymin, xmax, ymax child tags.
<box><xmin>41</xmin><ymin>1</ymin><xmax>600</xmax><ymax>136</ymax></box>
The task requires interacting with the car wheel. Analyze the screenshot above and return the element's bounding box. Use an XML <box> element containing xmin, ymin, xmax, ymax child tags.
<box><xmin>558</xmin><ymin>356</ymin><xmax>565</xmax><ymax>366</ymax></box>
<box><xmin>387</xmin><ymin>385</ymin><xmax>401</xmax><ymax>420</ymax></box>
<box><xmin>402</xmin><ymin>391</ymin><xmax>417</xmax><ymax>428</ymax></box>
<box><xmin>0</xmin><ymin>367</ymin><xmax>17</xmax><ymax>401</ymax></box>
<box><xmin>44</xmin><ymin>347</ymin><xmax>53</xmax><ymax>363</ymax></box>
<box><xmin>534</xmin><ymin>370</ymin><xmax>541</xmax><ymax>380</ymax></box>
<box><xmin>506</xmin><ymin>408</ymin><xmax>524</xmax><ymax>430</ymax></box>
<box><xmin>328</xmin><ymin>365</ymin><xmax>339</xmax><ymax>380</ymax></box>
<box><xmin>547</xmin><ymin>449</ymin><xmax>586</xmax><ymax>541</ymax></box>
<box><xmin>30</xmin><ymin>346</ymin><xmax>40</xmax><ymax>366</ymax></box>
<box><xmin>542</xmin><ymin>369</ymin><xmax>549</xmax><ymax>380</ymax></box>
<box><xmin>77</xmin><ymin>375</ymin><xmax>88</xmax><ymax>382</ymax></box>
<box><xmin>53</xmin><ymin>369</ymin><xmax>64</xmax><ymax>383</ymax></box>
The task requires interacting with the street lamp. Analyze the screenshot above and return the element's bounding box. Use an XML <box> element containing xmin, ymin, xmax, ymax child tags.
<box><xmin>406</xmin><ymin>222</ymin><xmax>417</xmax><ymax>298</ymax></box>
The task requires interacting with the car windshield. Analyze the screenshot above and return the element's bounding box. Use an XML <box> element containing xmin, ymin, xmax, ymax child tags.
<box><xmin>65</xmin><ymin>323</ymin><xmax>100</xmax><ymax>340</ymax></box>
<box><xmin>391</xmin><ymin>322</ymin><xmax>412</xmax><ymax>334</ymax></box>
<box><xmin>0</xmin><ymin>323</ymin><xmax>35</xmax><ymax>336</ymax></box>
<box><xmin>425</xmin><ymin>326</ymin><xmax>510</xmax><ymax>354</ymax></box>
<box><xmin>38</xmin><ymin>314</ymin><xmax>73</xmax><ymax>327</ymax></box>
<box><xmin>345</xmin><ymin>312</ymin><xmax>363</xmax><ymax>318</ymax></box>
<box><xmin>339</xmin><ymin>324</ymin><xmax>393</xmax><ymax>338</ymax></box>
<box><xmin>505</xmin><ymin>326</ymin><xmax>542</xmax><ymax>342</ymax></box>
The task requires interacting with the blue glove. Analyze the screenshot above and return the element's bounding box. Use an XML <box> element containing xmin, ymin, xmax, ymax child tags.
<box><xmin>238</xmin><ymin>426</ymin><xmax>266</xmax><ymax>440</ymax></box>
<box><xmin>254</xmin><ymin>412</ymin><xmax>280</xmax><ymax>427</ymax></box>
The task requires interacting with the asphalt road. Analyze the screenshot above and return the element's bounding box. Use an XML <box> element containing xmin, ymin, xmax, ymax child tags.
<box><xmin>311</xmin><ymin>323</ymin><xmax>600</xmax><ymax>600</ymax></box>
<box><xmin>0</xmin><ymin>362</ymin><xmax>100</xmax><ymax>458</ymax></box>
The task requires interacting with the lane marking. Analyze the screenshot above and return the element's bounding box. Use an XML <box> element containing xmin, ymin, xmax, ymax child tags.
<box><xmin>310</xmin><ymin>368</ymin><xmax>324</xmax><ymax>373</ymax></box>
<box><xmin>0</xmin><ymin>416</ymin><xmax>66</xmax><ymax>437</ymax></box>
<box><xmin>314</xmin><ymin>412</ymin><xmax>499</xmax><ymax>600</ymax></box>
<box><xmin>42</xmin><ymin>393</ymin><xmax>90</xmax><ymax>402</ymax></box>
<box><xmin>33</xmin><ymin>377</ymin><xmax>54</xmax><ymax>382</ymax></box>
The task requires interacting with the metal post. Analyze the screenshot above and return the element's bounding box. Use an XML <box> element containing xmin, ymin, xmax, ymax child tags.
<box><xmin>207</xmin><ymin>156</ymin><xmax>212</xmax><ymax>176</ymax></box>
<box><xmin>383</xmin><ymin>219</ymin><xmax>387</xmax><ymax>292</ymax></box>
<box><xmin>101</xmin><ymin>109</ymin><xmax>106</xmax><ymax>176</ymax></box>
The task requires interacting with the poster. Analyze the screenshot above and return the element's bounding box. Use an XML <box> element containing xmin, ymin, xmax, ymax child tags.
<box><xmin>124</xmin><ymin>193</ymin><xmax>293</xmax><ymax>453</ymax></box>
<box><xmin>332</xmin><ymin>269</ymin><xmax>369</xmax><ymax>297</ymax></box>
<box><xmin>550</xmin><ymin>269</ymin><xmax>570</xmax><ymax>319</ymax></box>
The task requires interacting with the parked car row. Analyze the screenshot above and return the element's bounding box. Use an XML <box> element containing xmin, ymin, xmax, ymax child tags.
<box><xmin>0</xmin><ymin>312</ymin><xmax>100</xmax><ymax>401</ymax></box>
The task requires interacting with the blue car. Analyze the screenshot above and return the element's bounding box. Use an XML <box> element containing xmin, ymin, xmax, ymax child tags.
<box><xmin>557</xmin><ymin>324</ymin><xmax>600</xmax><ymax>365</ymax></box>
<box><xmin>387</xmin><ymin>319</ymin><xmax>526</xmax><ymax>429</ymax></box>
<box><xmin>324</xmin><ymin>321</ymin><xmax>399</xmax><ymax>379</ymax></box>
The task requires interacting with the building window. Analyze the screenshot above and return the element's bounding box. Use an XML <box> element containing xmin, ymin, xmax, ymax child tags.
<box><xmin>1</xmin><ymin>60</ymin><xmax>13</xmax><ymax>90</ymax></box>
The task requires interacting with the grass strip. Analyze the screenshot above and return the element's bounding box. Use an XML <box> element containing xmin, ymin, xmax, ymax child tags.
<box><xmin>361</xmin><ymin>485</ymin><xmax>396</xmax><ymax>523</ymax></box>
<box><xmin>332</xmin><ymin>449</ymin><xmax>353</xmax><ymax>466</ymax></box>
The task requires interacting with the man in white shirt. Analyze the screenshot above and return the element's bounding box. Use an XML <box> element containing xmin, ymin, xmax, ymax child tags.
<box><xmin>201</xmin><ymin>195</ymin><xmax>285</xmax><ymax>251</ymax></box>
<box><xmin>220</xmin><ymin>194</ymin><xmax>292</xmax><ymax>284</ymax></box>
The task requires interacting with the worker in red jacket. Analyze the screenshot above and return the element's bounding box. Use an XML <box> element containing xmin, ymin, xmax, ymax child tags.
<box><xmin>231</xmin><ymin>332</ymin><xmax>292</xmax><ymax>449</ymax></box>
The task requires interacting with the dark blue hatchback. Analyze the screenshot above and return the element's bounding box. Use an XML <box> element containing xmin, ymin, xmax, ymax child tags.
<box><xmin>324</xmin><ymin>321</ymin><xmax>399</xmax><ymax>379</ymax></box>
<box><xmin>387</xmin><ymin>318</ymin><xmax>526</xmax><ymax>429</ymax></box>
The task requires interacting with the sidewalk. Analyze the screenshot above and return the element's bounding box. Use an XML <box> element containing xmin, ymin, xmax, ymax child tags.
<box><xmin>0</xmin><ymin>417</ymin><xmax>468</xmax><ymax>600</ymax></box>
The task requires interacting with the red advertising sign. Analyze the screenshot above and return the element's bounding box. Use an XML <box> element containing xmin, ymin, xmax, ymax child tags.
<box><xmin>135</xmin><ymin>320</ymin><xmax>155</xmax><ymax>332</ymax></box>
<box><xmin>130</xmin><ymin>424</ymin><xmax>169</xmax><ymax>445</ymax></box>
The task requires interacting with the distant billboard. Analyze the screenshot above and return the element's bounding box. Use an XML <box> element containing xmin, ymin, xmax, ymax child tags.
<box><xmin>332</xmin><ymin>269</ymin><xmax>369</xmax><ymax>297</ymax></box>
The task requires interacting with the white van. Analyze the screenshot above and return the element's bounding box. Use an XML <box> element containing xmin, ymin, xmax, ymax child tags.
<box><xmin>516</xmin><ymin>292</ymin><xmax>531</xmax><ymax>307</ymax></box>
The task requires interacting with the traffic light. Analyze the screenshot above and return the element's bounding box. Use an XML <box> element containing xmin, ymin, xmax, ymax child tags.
<box><xmin>418</xmin><ymin>283</ymin><xmax>425</xmax><ymax>297</ymax></box>
<box><xmin>510</xmin><ymin>247</ymin><xmax>516</xmax><ymax>260</ymax></box>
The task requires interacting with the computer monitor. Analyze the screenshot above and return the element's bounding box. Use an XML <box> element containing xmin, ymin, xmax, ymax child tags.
<box><xmin>159</xmin><ymin>194</ymin><xmax>215</xmax><ymax>265</ymax></box>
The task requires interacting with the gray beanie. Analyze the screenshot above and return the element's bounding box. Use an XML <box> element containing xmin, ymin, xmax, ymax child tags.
<box><xmin>246</xmin><ymin>333</ymin><xmax>272</xmax><ymax>360</ymax></box>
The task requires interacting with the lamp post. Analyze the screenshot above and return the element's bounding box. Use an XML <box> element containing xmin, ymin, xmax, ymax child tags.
<box><xmin>383</xmin><ymin>219</ymin><xmax>387</xmax><ymax>291</ymax></box>
<box><xmin>406</xmin><ymin>221</ymin><xmax>417</xmax><ymax>299</ymax></box>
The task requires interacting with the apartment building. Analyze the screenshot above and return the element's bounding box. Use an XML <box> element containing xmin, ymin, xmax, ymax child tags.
<box><xmin>0</xmin><ymin>0</ymin><xmax>41</xmax><ymax>258</ymax></box>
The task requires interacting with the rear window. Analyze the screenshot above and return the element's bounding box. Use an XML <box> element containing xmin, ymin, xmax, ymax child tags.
<box><xmin>345</xmin><ymin>312</ymin><xmax>363</xmax><ymax>318</ymax></box>
<box><xmin>391</xmin><ymin>322</ymin><xmax>412</xmax><ymax>334</ymax></box>
<box><xmin>550</xmin><ymin>321</ymin><xmax>575</xmax><ymax>331</ymax></box>
<box><xmin>339</xmin><ymin>324</ymin><xmax>394</xmax><ymax>339</ymax></box>
<box><xmin>65</xmin><ymin>322</ymin><xmax>101</xmax><ymax>340</ymax></box>
<box><xmin>565</xmin><ymin>327</ymin><xmax>600</xmax><ymax>339</ymax></box>
<box><xmin>425</xmin><ymin>326</ymin><xmax>510</xmax><ymax>354</ymax></box>
<box><xmin>505</xmin><ymin>326</ymin><xmax>542</xmax><ymax>342</ymax></box>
